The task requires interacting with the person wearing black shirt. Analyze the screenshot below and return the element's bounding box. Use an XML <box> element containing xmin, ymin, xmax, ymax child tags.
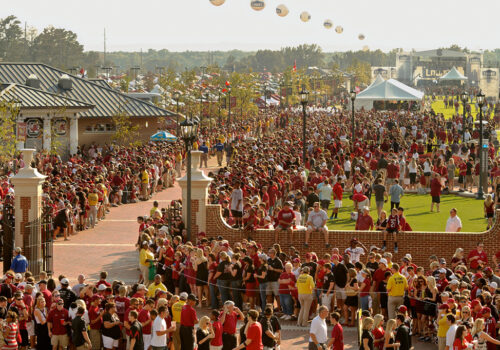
<box><xmin>72</xmin><ymin>307</ymin><xmax>91</xmax><ymax>349</ymax></box>
<box><xmin>214</xmin><ymin>252</ymin><xmax>232</xmax><ymax>305</ymax></box>
<box><xmin>0</xmin><ymin>296</ymin><xmax>7</xmax><ymax>319</ymax></box>
<box><xmin>102</xmin><ymin>303</ymin><xmax>122</xmax><ymax>349</ymax></box>
<box><xmin>59</xmin><ymin>279</ymin><xmax>77</xmax><ymax>310</ymax></box>
<box><xmin>230</xmin><ymin>254</ymin><xmax>243</xmax><ymax>309</ymax></box>
<box><xmin>321</xmin><ymin>264</ymin><xmax>335</xmax><ymax>310</ymax></box>
<box><xmin>360</xmin><ymin>317</ymin><xmax>374</xmax><ymax>350</ymax></box>
<box><xmin>255</xmin><ymin>255</ymin><xmax>268</xmax><ymax>311</ymax></box>
<box><xmin>394</xmin><ymin>314</ymin><xmax>411</xmax><ymax>350</ymax></box>
<box><xmin>260</xmin><ymin>308</ymin><xmax>278</xmax><ymax>349</ymax></box>
<box><xmin>332</xmin><ymin>255</ymin><xmax>348</xmax><ymax>311</ymax></box>
<box><xmin>128</xmin><ymin>310</ymin><xmax>144</xmax><ymax>350</ymax></box>
<box><xmin>306</xmin><ymin>186</ymin><xmax>320</xmax><ymax>210</ymax></box>
<box><xmin>266</xmin><ymin>249</ymin><xmax>283</xmax><ymax>309</ymax></box>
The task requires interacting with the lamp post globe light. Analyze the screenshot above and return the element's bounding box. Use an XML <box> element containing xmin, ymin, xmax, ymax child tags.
<box><xmin>476</xmin><ymin>90</ymin><xmax>486</xmax><ymax>200</ymax></box>
<box><xmin>460</xmin><ymin>91</ymin><xmax>469</xmax><ymax>144</ymax></box>
<box><xmin>350</xmin><ymin>90</ymin><xmax>357</xmax><ymax>152</ymax></box>
<box><xmin>180</xmin><ymin>116</ymin><xmax>199</xmax><ymax>242</ymax></box>
<box><xmin>299</xmin><ymin>88</ymin><xmax>309</xmax><ymax>165</ymax></box>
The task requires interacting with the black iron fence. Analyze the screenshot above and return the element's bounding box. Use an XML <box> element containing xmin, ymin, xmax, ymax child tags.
<box><xmin>1</xmin><ymin>203</ymin><xmax>15</xmax><ymax>273</ymax></box>
<box><xmin>24</xmin><ymin>210</ymin><xmax>53</xmax><ymax>279</ymax></box>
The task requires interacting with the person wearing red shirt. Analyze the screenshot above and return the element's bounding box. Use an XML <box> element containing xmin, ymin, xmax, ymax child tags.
<box><xmin>234</xmin><ymin>309</ymin><xmax>262</xmax><ymax>350</ymax></box>
<box><xmin>383</xmin><ymin>208</ymin><xmax>400</xmax><ymax>252</ymax></box>
<box><xmin>331</xmin><ymin>178</ymin><xmax>343</xmax><ymax>220</ymax></box>
<box><xmin>138</xmin><ymin>299</ymin><xmax>154</xmax><ymax>349</ymax></box>
<box><xmin>220</xmin><ymin>301</ymin><xmax>244</xmax><ymax>349</ymax></box>
<box><xmin>355</xmin><ymin>207</ymin><xmax>374</xmax><ymax>231</ymax></box>
<box><xmin>180</xmin><ymin>294</ymin><xmax>199</xmax><ymax>350</ymax></box>
<box><xmin>481</xmin><ymin>308</ymin><xmax>497</xmax><ymax>350</ymax></box>
<box><xmin>430</xmin><ymin>173</ymin><xmax>442</xmax><ymax>213</ymax></box>
<box><xmin>88</xmin><ymin>295</ymin><xmax>103</xmax><ymax>350</ymax></box>
<box><xmin>328</xmin><ymin>312</ymin><xmax>344</xmax><ymax>350</ymax></box>
<box><xmin>47</xmin><ymin>299</ymin><xmax>69</xmax><ymax>349</ymax></box>
<box><xmin>274</xmin><ymin>202</ymin><xmax>295</xmax><ymax>242</ymax></box>
<box><xmin>467</xmin><ymin>242</ymin><xmax>488</xmax><ymax>271</ymax></box>
<box><xmin>352</xmin><ymin>192</ymin><xmax>369</xmax><ymax>212</ymax></box>
<box><xmin>210</xmin><ymin>310</ymin><xmax>223</xmax><ymax>350</ymax></box>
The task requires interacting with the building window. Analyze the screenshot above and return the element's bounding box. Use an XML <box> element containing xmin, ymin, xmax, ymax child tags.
<box><xmin>84</xmin><ymin>123</ymin><xmax>116</xmax><ymax>133</ymax></box>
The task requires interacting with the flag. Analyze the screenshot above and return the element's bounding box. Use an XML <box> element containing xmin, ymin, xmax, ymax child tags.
<box><xmin>293</xmin><ymin>60</ymin><xmax>297</xmax><ymax>72</ymax></box>
<box><xmin>355</xmin><ymin>86</ymin><xmax>360</xmax><ymax>93</ymax></box>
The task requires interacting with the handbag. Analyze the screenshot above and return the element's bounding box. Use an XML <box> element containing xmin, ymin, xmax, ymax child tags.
<box><xmin>345</xmin><ymin>279</ymin><xmax>358</xmax><ymax>297</ymax></box>
<box><xmin>148</xmin><ymin>262</ymin><xmax>157</xmax><ymax>281</ymax></box>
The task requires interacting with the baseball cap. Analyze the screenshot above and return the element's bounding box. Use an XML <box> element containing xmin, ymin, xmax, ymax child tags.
<box><xmin>439</xmin><ymin>258</ymin><xmax>446</xmax><ymax>264</ymax></box>
<box><xmin>481</xmin><ymin>307</ymin><xmax>491</xmax><ymax>315</ymax></box>
<box><xmin>305</xmin><ymin>253</ymin><xmax>312</xmax><ymax>259</ymax></box>
<box><xmin>188</xmin><ymin>294</ymin><xmax>199</xmax><ymax>301</ymax></box>
<box><xmin>439</xmin><ymin>268</ymin><xmax>446</xmax><ymax>274</ymax></box>
<box><xmin>91</xmin><ymin>295</ymin><xmax>102</xmax><ymax>302</ymax></box>
<box><xmin>490</xmin><ymin>282</ymin><xmax>498</xmax><ymax>289</ymax></box>
<box><xmin>97</xmin><ymin>284</ymin><xmax>107</xmax><ymax>291</ymax></box>
<box><xmin>137</xmin><ymin>284</ymin><xmax>147</xmax><ymax>291</ymax></box>
<box><xmin>483</xmin><ymin>267</ymin><xmax>493</xmax><ymax>273</ymax></box>
<box><xmin>450</xmin><ymin>279</ymin><xmax>459</xmax><ymax>285</ymax></box>
<box><xmin>292</xmin><ymin>258</ymin><xmax>300</xmax><ymax>263</ymax></box>
<box><xmin>331</xmin><ymin>254</ymin><xmax>340</xmax><ymax>261</ymax></box>
<box><xmin>60</xmin><ymin>278</ymin><xmax>69</xmax><ymax>285</ymax></box>
<box><xmin>14</xmin><ymin>273</ymin><xmax>22</xmax><ymax>280</ymax></box>
<box><xmin>447</xmin><ymin>298</ymin><xmax>456</xmax><ymax>304</ymax></box>
<box><xmin>159</xmin><ymin>226</ymin><xmax>169</xmax><ymax>232</ymax></box>
<box><xmin>317</xmin><ymin>260</ymin><xmax>325</xmax><ymax>266</ymax></box>
<box><xmin>379</xmin><ymin>258</ymin><xmax>388</xmax><ymax>266</ymax></box>
<box><xmin>179</xmin><ymin>292</ymin><xmax>188</xmax><ymax>300</ymax></box>
<box><xmin>471</xmin><ymin>300</ymin><xmax>481</xmax><ymax>308</ymax></box>
<box><xmin>398</xmin><ymin>305</ymin><xmax>407</xmax><ymax>313</ymax></box>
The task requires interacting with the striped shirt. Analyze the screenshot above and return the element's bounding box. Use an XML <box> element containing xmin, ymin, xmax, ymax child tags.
<box><xmin>4</xmin><ymin>322</ymin><xmax>18</xmax><ymax>349</ymax></box>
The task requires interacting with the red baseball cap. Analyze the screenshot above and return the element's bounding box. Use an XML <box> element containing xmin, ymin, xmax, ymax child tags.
<box><xmin>398</xmin><ymin>305</ymin><xmax>407</xmax><ymax>313</ymax></box>
<box><xmin>481</xmin><ymin>307</ymin><xmax>491</xmax><ymax>315</ymax></box>
<box><xmin>292</xmin><ymin>258</ymin><xmax>301</xmax><ymax>263</ymax></box>
<box><xmin>471</xmin><ymin>300</ymin><xmax>481</xmax><ymax>308</ymax></box>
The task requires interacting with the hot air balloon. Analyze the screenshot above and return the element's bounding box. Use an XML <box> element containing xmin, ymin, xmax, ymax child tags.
<box><xmin>323</xmin><ymin>19</ymin><xmax>333</xmax><ymax>29</ymax></box>
<box><xmin>335</xmin><ymin>26</ymin><xmax>343</xmax><ymax>34</ymax></box>
<box><xmin>251</xmin><ymin>0</ymin><xmax>265</xmax><ymax>11</ymax></box>
<box><xmin>209</xmin><ymin>0</ymin><xmax>225</xmax><ymax>6</ymax></box>
<box><xmin>300</xmin><ymin>11</ymin><xmax>311</xmax><ymax>22</ymax></box>
<box><xmin>276</xmin><ymin>4</ymin><xmax>289</xmax><ymax>17</ymax></box>
<box><xmin>358</xmin><ymin>34</ymin><xmax>365</xmax><ymax>40</ymax></box>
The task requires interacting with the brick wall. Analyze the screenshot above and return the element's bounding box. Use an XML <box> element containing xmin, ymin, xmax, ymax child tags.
<box><xmin>20</xmin><ymin>197</ymin><xmax>31</xmax><ymax>260</ymax></box>
<box><xmin>205</xmin><ymin>204</ymin><xmax>500</xmax><ymax>267</ymax></box>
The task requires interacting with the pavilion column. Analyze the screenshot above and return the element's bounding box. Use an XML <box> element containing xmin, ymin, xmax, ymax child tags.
<box><xmin>42</xmin><ymin>116</ymin><xmax>51</xmax><ymax>151</ymax></box>
<box><xmin>69</xmin><ymin>117</ymin><xmax>79</xmax><ymax>155</ymax></box>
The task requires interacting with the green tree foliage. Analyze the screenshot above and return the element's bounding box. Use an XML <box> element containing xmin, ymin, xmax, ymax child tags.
<box><xmin>0</xmin><ymin>16</ymin><xmax>26</xmax><ymax>61</ymax></box>
<box><xmin>31</xmin><ymin>26</ymin><xmax>84</xmax><ymax>69</ymax></box>
<box><xmin>0</xmin><ymin>102</ymin><xmax>19</xmax><ymax>164</ymax></box>
<box><xmin>111</xmin><ymin>108</ymin><xmax>141</xmax><ymax>147</ymax></box>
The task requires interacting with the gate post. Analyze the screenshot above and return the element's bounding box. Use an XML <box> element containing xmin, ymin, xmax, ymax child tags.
<box><xmin>177</xmin><ymin>151</ymin><xmax>212</xmax><ymax>237</ymax></box>
<box><xmin>9</xmin><ymin>149</ymin><xmax>46</xmax><ymax>272</ymax></box>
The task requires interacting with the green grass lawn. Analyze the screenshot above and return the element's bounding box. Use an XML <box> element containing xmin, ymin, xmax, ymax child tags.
<box><xmin>326</xmin><ymin>193</ymin><xmax>488</xmax><ymax>233</ymax></box>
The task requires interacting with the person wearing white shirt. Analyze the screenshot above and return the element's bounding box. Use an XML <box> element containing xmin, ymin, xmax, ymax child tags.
<box><xmin>151</xmin><ymin>306</ymin><xmax>172</xmax><ymax>349</ymax></box>
<box><xmin>445</xmin><ymin>315</ymin><xmax>458</xmax><ymax>350</ymax></box>
<box><xmin>309</xmin><ymin>306</ymin><xmax>329</xmax><ymax>350</ymax></box>
<box><xmin>445</xmin><ymin>208</ymin><xmax>462</xmax><ymax>232</ymax></box>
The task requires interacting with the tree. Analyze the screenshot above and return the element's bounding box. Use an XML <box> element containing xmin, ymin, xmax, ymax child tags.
<box><xmin>0</xmin><ymin>15</ymin><xmax>25</xmax><ymax>61</ymax></box>
<box><xmin>31</xmin><ymin>26</ymin><xmax>84</xmax><ymax>69</ymax></box>
<box><xmin>111</xmin><ymin>108</ymin><xmax>141</xmax><ymax>147</ymax></box>
<box><xmin>0</xmin><ymin>102</ymin><xmax>19</xmax><ymax>166</ymax></box>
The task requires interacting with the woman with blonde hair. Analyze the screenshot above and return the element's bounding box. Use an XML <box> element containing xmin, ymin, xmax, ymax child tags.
<box><xmin>193</xmin><ymin>248</ymin><xmax>209</xmax><ymax>307</ymax></box>
<box><xmin>139</xmin><ymin>240</ymin><xmax>155</xmax><ymax>286</ymax></box>
<box><xmin>344</xmin><ymin>268</ymin><xmax>359</xmax><ymax>327</ymax></box>
<box><xmin>361</xmin><ymin>317</ymin><xmax>375</xmax><ymax>350</ymax></box>
<box><xmin>471</xmin><ymin>318</ymin><xmax>500</xmax><ymax>350</ymax></box>
<box><xmin>196</xmin><ymin>315</ymin><xmax>214</xmax><ymax>350</ymax></box>
<box><xmin>383</xmin><ymin>319</ymin><xmax>400</xmax><ymax>349</ymax></box>
<box><xmin>451</xmin><ymin>248</ymin><xmax>467</xmax><ymax>269</ymax></box>
<box><xmin>484</xmin><ymin>194</ymin><xmax>495</xmax><ymax>230</ymax></box>
<box><xmin>371</xmin><ymin>314</ymin><xmax>385</xmax><ymax>350</ymax></box>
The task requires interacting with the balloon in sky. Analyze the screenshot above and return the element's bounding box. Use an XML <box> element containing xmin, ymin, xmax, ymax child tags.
<box><xmin>358</xmin><ymin>34</ymin><xmax>366</xmax><ymax>40</ymax></box>
<box><xmin>300</xmin><ymin>11</ymin><xmax>311</xmax><ymax>22</ymax></box>
<box><xmin>276</xmin><ymin>4</ymin><xmax>289</xmax><ymax>17</ymax></box>
<box><xmin>323</xmin><ymin>19</ymin><xmax>333</xmax><ymax>29</ymax></box>
<box><xmin>251</xmin><ymin>0</ymin><xmax>265</xmax><ymax>11</ymax></box>
<box><xmin>209</xmin><ymin>0</ymin><xmax>225</xmax><ymax>6</ymax></box>
<box><xmin>335</xmin><ymin>26</ymin><xmax>343</xmax><ymax>34</ymax></box>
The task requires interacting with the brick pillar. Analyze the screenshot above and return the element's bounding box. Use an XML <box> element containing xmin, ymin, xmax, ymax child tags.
<box><xmin>10</xmin><ymin>149</ymin><xmax>47</xmax><ymax>271</ymax></box>
<box><xmin>177</xmin><ymin>151</ymin><xmax>212</xmax><ymax>237</ymax></box>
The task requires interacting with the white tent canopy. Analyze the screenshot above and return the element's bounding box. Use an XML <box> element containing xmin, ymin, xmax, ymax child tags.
<box><xmin>439</xmin><ymin>66</ymin><xmax>468</xmax><ymax>81</ymax></box>
<box><xmin>355</xmin><ymin>78</ymin><xmax>424</xmax><ymax>110</ymax></box>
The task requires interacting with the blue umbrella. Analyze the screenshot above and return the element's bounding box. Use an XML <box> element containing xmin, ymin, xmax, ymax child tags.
<box><xmin>150</xmin><ymin>131</ymin><xmax>177</xmax><ymax>142</ymax></box>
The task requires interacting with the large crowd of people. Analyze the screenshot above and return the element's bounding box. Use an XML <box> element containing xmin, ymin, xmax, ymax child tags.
<box><xmin>0</xmin><ymin>98</ymin><xmax>499</xmax><ymax>350</ymax></box>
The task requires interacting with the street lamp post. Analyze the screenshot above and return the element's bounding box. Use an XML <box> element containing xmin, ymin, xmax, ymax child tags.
<box><xmin>299</xmin><ymin>88</ymin><xmax>309</xmax><ymax>165</ymax></box>
<box><xmin>461</xmin><ymin>91</ymin><xmax>469</xmax><ymax>144</ymax></box>
<box><xmin>180</xmin><ymin>116</ymin><xmax>199</xmax><ymax>242</ymax></box>
<box><xmin>476</xmin><ymin>91</ymin><xmax>485</xmax><ymax>200</ymax></box>
<box><xmin>227</xmin><ymin>87</ymin><xmax>232</xmax><ymax>125</ymax></box>
<box><xmin>350</xmin><ymin>90</ymin><xmax>357</xmax><ymax>152</ymax></box>
<box><xmin>173</xmin><ymin>91</ymin><xmax>181</xmax><ymax>135</ymax></box>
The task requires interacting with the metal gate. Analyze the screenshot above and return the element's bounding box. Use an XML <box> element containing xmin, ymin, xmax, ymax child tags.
<box><xmin>24</xmin><ymin>208</ymin><xmax>53</xmax><ymax>279</ymax></box>
<box><xmin>1</xmin><ymin>203</ymin><xmax>15</xmax><ymax>273</ymax></box>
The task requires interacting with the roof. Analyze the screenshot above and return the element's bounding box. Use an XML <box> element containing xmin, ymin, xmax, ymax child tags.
<box><xmin>357</xmin><ymin>79</ymin><xmax>424</xmax><ymax>101</ymax></box>
<box><xmin>439</xmin><ymin>66</ymin><xmax>468</xmax><ymax>81</ymax></box>
<box><xmin>368</xmin><ymin>74</ymin><xmax>385</xmax><ymax>88</ymax></box>
<box><xmin>413</xmin><ymin>49</ymin><xmax>468</xmax><ymax>58</ymax></box>
<box><xmin>0</xmin><ymin>63</ymin><xmax>175</xmax><ymax>118</ymax></box>
<box><xmin>88</xmin><ymin>78</ymin><xmax>112</xmax><ymax>89</ymax></box>
<box><xmin>0</xmin><ymin>83</ymin><xmax>94</xmax><ymax>110</ymax></box>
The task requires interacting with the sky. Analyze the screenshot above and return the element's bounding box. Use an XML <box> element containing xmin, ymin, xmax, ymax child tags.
<box><xmin>8</xmin><ymin>0</ymin><xmax>500</xmax><ymax>53</ymax></box>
